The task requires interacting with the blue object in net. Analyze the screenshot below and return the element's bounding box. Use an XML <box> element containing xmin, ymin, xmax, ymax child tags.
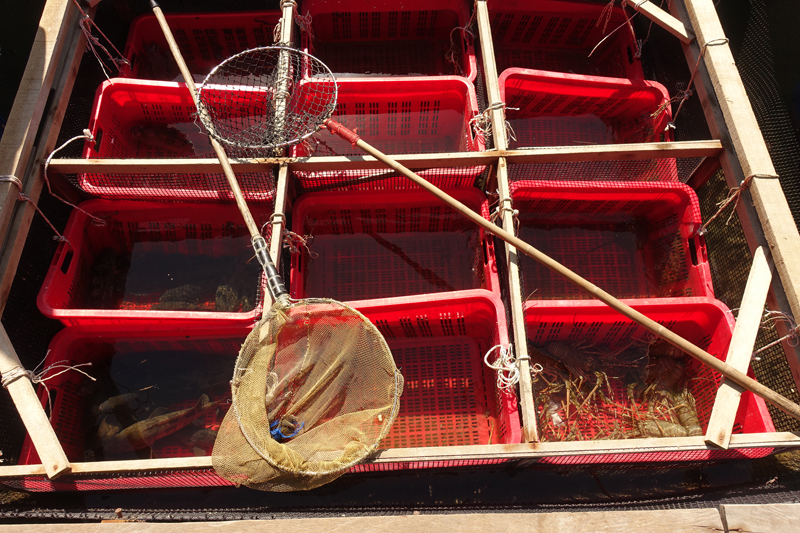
<box><xmin>270</xmin><ymin>419</ymin><xmax>304</xmax><ymax>441</ymax></box>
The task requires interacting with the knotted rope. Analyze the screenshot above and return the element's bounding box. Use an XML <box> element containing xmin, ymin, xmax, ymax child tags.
<box><xmin>695</xmin><ymin>174</ymin><xmax>776</xmax><ymax>236</ymax></box>
<box><xmin>752</xmin><ymin>310</ymin><xmax>800</xmax><ymax>360</ymax></box>
<box><xmin>71</xmin><ymin>0</ymin><xmax>129</xmax><ymax>80</ymax></box>
<box><xmin>1</xmin><ymin>175</ymin><xmax>68</xmax><ymax>244</ymax></box>
<box><xmin>2</xmin><ymin>359</ymin><xmax>95</xmax><ymax>420</ymax></box>
<box><xmin>470</xmin><ymin>102</ymin><xmax>518</xmax><ymax>146</ymax></box>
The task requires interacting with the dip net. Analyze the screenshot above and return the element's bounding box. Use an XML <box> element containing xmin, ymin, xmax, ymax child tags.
<box><xmin>212</xmin><ymin>298</ymin><xmax>403</xmax><ymax>492</ymax></box>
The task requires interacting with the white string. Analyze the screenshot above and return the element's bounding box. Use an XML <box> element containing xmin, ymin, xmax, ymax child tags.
<box><xmin>2</xmin><ymin>358</ymin><xmax>94</xmax><ymax>420</ymax></box>
<box><xmin>484</xmin><ymin>344</ymin><xmax>518</xmax><ymax>390</ymax></box>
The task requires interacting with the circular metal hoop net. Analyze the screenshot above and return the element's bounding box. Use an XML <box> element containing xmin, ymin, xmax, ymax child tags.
<box><xmin>212</xmin><ymin>298</ymin><xmax>403</xmax><ymax>492</ymax></box>
<box><xmin>197</xmin><ymin>46</ymin><xmax>337</xmax><ymax>150</ymax></box>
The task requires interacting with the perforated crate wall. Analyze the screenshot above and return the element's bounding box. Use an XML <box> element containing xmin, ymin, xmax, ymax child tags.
<box><xmin>289</xmin><ymin>189</ymin><xmax>500</xmax><ymax>301</ymax></box>
<box><xmin>357</xmin><ymin>291</ymin><xmax>521</xmax><ymax>448</ymax></box>
<box><xmin>123</xmin><ymin>10</ymin><xmax>281</xmax><ymax>81</ymax></box>
<box><xmin>487</xmin><ymin>0</ymin><xmax>643</xmax><ymax>80</ymax></box>
<box><xmin>38</xmin><ymin>200</ymin><xmax>270</xmax><ymax>327</ymax></box>
<box><xmin>525</xmin><ymin>298</ymin><xmax>775</xmax><ymax>462</ymax></box>
<box><xmin>291</xmin><ymin>76</ymin><xmax>485</xmax><ymax>188</ymax></box>
<box><xmin>511</xmin><ymin>180</ymin><xmax>713</xmax><ymax>300</ymax></box>
<box><xmin>500</xmin><ymin>68</ymin><xmax>672</xmax><ymax>148</ymax></box>
<box><xmin>19</xmin><ymin>327</ymin><xmax>248</xmax><ymax>466</ymax></box>
<box><xmin>301</xmin><ymin>0</ymin><xmax>476</xmax><ymax>79</ymax></box>
<box><xmin>81</xmin><ymin>79</ymin><xmax>275</xmax><ymax>202</ymax></box>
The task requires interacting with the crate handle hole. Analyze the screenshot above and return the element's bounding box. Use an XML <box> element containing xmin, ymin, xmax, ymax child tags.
<box><xmin>94</xmin><ymin>128</ymin><xmax>104</xmax><ymax>152</ymax></box>
<box><xmin>60</xmin><ymin>249</ymin><xmax>74</xmax><ymax>275</ymax></box>
<box><xmin>482</xmin><ymin>236</ymin><xmax>489</xmax><ymax>265</ymax></box>
<box><xmin>688</xmin><ymin>238</ymin><xmax>699</xmax><ymax>266</ymax></box>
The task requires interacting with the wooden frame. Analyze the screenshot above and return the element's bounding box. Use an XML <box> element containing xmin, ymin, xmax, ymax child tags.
<box><xmin>0</xmin><ymin>0</ymin><xmax>799</xmax><ymax>483</ymax></box>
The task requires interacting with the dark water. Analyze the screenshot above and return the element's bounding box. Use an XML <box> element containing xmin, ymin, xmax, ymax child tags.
<box><xmin>79</xmin><ymin>345</ymin><xmax>236</xmax><ymax>462</ymax></box>
<box><xmin>84</xmin><ymin>236</ymin><xmax>260</xmax><ymax>313</ymax></box>
<box><xmin>303</xmin><ymin>230</ymin><xmax>481</xmax><ymax>301</ymax></box>
<box><xmin>508</xmin><ymin>115</ymin><xmax>615</xmax><ymax>148</ymax></box>
<box><xmin>519</xmin><ymin>222</ymin><xmax>650</xmax><ymax>300</ymax></box>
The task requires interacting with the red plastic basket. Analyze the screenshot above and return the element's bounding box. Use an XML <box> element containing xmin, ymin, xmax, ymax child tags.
<box><xmin>123</xmin><ymin>10</ymin><xmax>281</xmax><ymax>81</ymax></box>
<box><xmin>18</xmin><ymin>326</ymin><xmax>248</xmax><ymax>466</ymax></box>
<box><xmin>511</xmin><ymin>180</ymin><xmax>713</xmax><ymax>300</ymax></box>
<box><xmin>525</xmin><ymin>298</ymin><xmax>775</xmax><ymax>463</ymax></box>
<box><xmin>289</xmin><ymin>189</ymin><xmax>500</xmax><ymax>301</ymax></box>
<box><xmin>80</xmin><ymin>79</ymin><xmax>275</xmax><ymax>202</ymax></box>
<box><xmin>291</xmin><ymin>76</ymin><xmax>485</xmax><ymax>189</ymax></box>
<box><xmin>37</xmin><ymin>200</ymin><xmax>270</xmax><ymax>327</ymax></box>
<box><xmin>355</xmin><ymin>290</ymin><xmax>521</xmax><ymax>448</ymax></box>
<box><xmin>500</xmin><ymin>68</ymin><xmax>673</xmax><ymax>148</ymax></box>
<box><xmin>301</xmin><ymin>0</ymin><xmax>476</xmax><ymax>80</ymax></box>
<box><xmin>487</xmin><ymin>0</ymin><xmax>643</xmax><ymax>80</ymax></box>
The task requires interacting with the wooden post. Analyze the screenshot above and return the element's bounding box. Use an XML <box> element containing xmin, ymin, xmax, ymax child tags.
<box><xmin>0</xmin><ymin>324</ymin><xmax>70</xmax><ymax>478</ymax></box>
<box><xmin>475</xmin><ymin>0</ymin><xmax>538</xmax><ymax>443</ymax></box>
<box><xmin>624</xmin><ymin>0</ymin><xmax>695</xmax><ymax>43</ymax></box>
<box><xmin>705</xmin><ymin>247</ymin><xmax>772</xmax><ymax>449</ymax></box>
<box><xmin>671</xmin><ymin>0</ymin><xmax>800</xmax><ymax>390</ymax></box>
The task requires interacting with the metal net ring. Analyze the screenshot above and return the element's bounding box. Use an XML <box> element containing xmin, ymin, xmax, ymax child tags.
<box><xmin>196</xmin><ymin>46</ymin><xmax>338</xmax><ymax>150</ymax></box>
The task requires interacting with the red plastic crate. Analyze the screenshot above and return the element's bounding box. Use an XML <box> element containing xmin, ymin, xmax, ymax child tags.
<box><xmin>487</xmin><ymin>0</ymin><xmax>643</xmax><ymax>80</ymax></box>
<box><xmin>511</xmin><ymin>180</ymin><xmax>713</xmax><ymax>300</ymax></box>
<box><xmin>289</xmin><ymin>189</ymin><xmax>500</xmax><ymax>301</ymax></box>
<box><xmin>355</xmin><ymin>290</ymin><xmax>521</xmax><ymax>447</ymax></box>
<box><xmin>500</xmin><ymin>68</ymin><xmax>673</xmax><ymax>148</ymax></box>
<box><xmin>301</xmin><ymin>0</ymin><xmax>476</xmax><ymax>80</ymax></box>
<box><xmin>123</xmin><ymin>10</ymin><xmax>281</xmax><ymax>81</ymax></box>
<box><xmin>525</xmin><ymin>298</ymin><xmax>775</xmax><ymax>463</ymax></box>
<box><xmin>80</xmin><ymin>78</ymin><xmax>275</xmax><ymax>202</ymax></box>
<box><xmin>291</xmin><ymin>76</ymin><xmax>485</xmax><ymax>189</ymax></box>
<box><xmin>19</xmin><ymin>326</ymin><xmax>248</xmax><ymax>466</ymax></box>
<box><xmin>38</xmin><ymin>200</ymin><xmax>270</xmax><ymax>327</ymax></box>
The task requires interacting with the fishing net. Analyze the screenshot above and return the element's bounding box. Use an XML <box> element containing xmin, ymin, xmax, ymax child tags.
<box><xmin>197</xmin><ymin>46</ymin><xmax>337</xmax><ymax>150</ymax></box>
<box><xmin>212</xmin><ymin>298</ymin><xmax>403</xmax><ymax>491</ymax></box>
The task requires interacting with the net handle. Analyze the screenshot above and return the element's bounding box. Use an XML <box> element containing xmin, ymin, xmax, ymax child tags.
<box><xmin>323</xmin><ymin>118</ymin><xmax>800</xmax><ymax>423</ymax></box>
<box><xmin>150</xmin><ymin>1</ymin><xmax>287</xmax><ymax>301</ymax></box>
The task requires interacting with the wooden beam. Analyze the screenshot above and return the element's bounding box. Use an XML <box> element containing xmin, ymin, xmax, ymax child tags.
<box><xmin>686</xmin><ymin>154</ymin><xmax>722</xmax><ymax>190</ymax></box>
<box><xmin>0</xmin><ymin>324</ymin><xmax>70</xmax><ymax>479</ymax></box>
<box><xmin>673</xmin><ymin>0</ymin><xmax>800</xmax><ymax>389</ymax></box>
<box><xmin>1</xmin><ymin>431</ymin><xmax>797</xmax><ymax>479</ymax></box>
<box><xmin>0</xmin><ymin>0</ymin><xmax>73</xmax><ymax>250</ymax></box>
<box><xmin>705</xmin><ymin>247</ymin><xmax>772</xmax><ymax>449</ymax></box>
<box><xmin>475</xmin><ymin>0</ymin><xmax>537</xmax><ymax>443</ymax></box>
<box><xmin>625</xmin><ymin>0</ymin><xmax>695</xmax><ymax>43</ymax></box>
<box><xmin>46</xmin><ymin>141</ymin><xmax>724</xmax><ymax>174</ymax></box>
<box><xmin>0</xmin><ymin>0</ymin><xmax>89</xmax><ymax>317</ymax></box>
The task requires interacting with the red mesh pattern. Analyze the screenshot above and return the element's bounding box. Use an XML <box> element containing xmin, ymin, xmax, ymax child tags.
<box><xmin>302</xmin><ymin>0</ymin><xmax>476</xmax><ymax>80</ymax></box>
<box><xmin>37</xmin><ymin>200</ymin><xmax>270</xmax><ymax>327</ymax></box>
<box><xmin>18</xmin><ymin>327</ymin><xmax>249</xmax><ymax>467</ymax></box>
<box><xmin>289</xmin><ymin>189</ymin><xmax>500</xmax><ymax>301</ymax></box>
<box><xmin>507</xmin><ymin>158</ymin><xmax>704</xmax><ymax>184</ymax></box>
<box><xmin>80</xmin><ymin>79</ymin><xmax>276</xmax><ymax>202</ymax></box>
<box><xmin>291</xmin><ymin>77</ymin><xmax>485</xmax><ymax>189</ymax></box>
<box><xmin>510</xmin><ymin>180</ymin><xmax>713</xmax><ymax>300</ymax></box>
<box><xmin>123</xmin><ymin>11</ymin><xmax>281</xmax><ymax>81</ymax></box>
<box><xmin>487</xmin><ymin>0</ymin><xmax>643</xmax><ymax>80</ymax></box>
<box><xmin>356</xmin><ymin>290</ymin><xmax>521</xmax><ymax>446</ymax></box>
<box><xmin>525</xmin><ymin>298</ymin><xmax>775</xmax><ymax>454</ymax></box>
<box><xmin>500</xmin><ymin>69</ymin><xmax>672</xmax><ymax>148</ymax></box>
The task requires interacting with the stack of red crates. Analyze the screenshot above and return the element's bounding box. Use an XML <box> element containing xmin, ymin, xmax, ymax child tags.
<box><xmin>487</xmin><ymin>0</ymin><xmax>774</xmax><ymax>459</ymax></box>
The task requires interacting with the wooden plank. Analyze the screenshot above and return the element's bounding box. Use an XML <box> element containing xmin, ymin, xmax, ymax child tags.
<box><xmin>1</xmin><ymin>431</ymin><xmax>797</xmax><ymax>478</ymax></box>
<box><xmin>705</xmin><ymin>247</ymin><xmax>772</xmax><ymax>449</ymax></box>
<box><xmin>475</xmin><ymin>0</ymin><xmax>537</xmax><ymax>442</ymax></box>
<box><xmin>0</xmin><ymin>0</ymin><xmax>88</xmax><ymax>317</ymax></box>
<box><xmin>720</xmin><ymin>504</ymin><xmax>800</xmax><ymax>533</ymax></box>
<box><xmin>0</xmin><ymin>324</ymin><xmax>69</xmax><ymax>479</ymax></box>
<box><xmin>46</xmin><ymin>141</ymin><xmax>724</xmax><ymax>174</ymax></box>
<box><xmin>673</xmin><ymin>0</ymin><xmax>800</xmax><ymax>388</ymax></box>
<box><xmin>685</xmin><ymin>154</ymin><xmax>721</xmax><ymax>190</ymax></box>
<box><xmin>0</xmin><ymin>0</ymin><xmax>73</xmax><ymax>247</ymax></box>
<box><xmin>625</xmin><ymin>0</ymin><xmax>694</xmax><ymax>43</ymax></box>
<box><xmin>0</xmin><ymin>509</ymin><xmax>727</xmax><ymax>532</ymax></box>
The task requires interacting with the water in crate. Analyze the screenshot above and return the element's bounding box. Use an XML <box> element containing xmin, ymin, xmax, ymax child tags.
<box><xmin>508</xmin><ymin>115</ymin><xmax>616</xmax><ymax>148</ymax></box>
<box><xmin>84</xmin><ymin>236</ymin><xmax>260</xmax><ymax>312</ymax></box>
<box><xmin>519</xmin><ymin>220</ymin><xmax>686</xmax><ymax>300</ymax></box>
<box><xmin>301</xmin><ymin>108</ymin><xmax>468</xmax><ymax>157</ymax></box>
<box><xmin>79</xmin><ymin>346</ymin><xmax>235</xmax><ymax>460</ymax></box>
<box><xmin>128</xmin><ymin>121</ymin><xmax>213</xmax><ymax>158</ymax></box>
<box><xmin>317</xmin><ymin>40</ymin><xmax>460</xmax><ymax>77</ymax></box>
<box><xmin>303</xmin><ymin>229</ymin><xmax>482</xmax><ymax>301</ymax></box>
<box><xmin>530</xmin><ymin>339</ymin><xmax>703</xmax><ymax>442</ymax></box>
